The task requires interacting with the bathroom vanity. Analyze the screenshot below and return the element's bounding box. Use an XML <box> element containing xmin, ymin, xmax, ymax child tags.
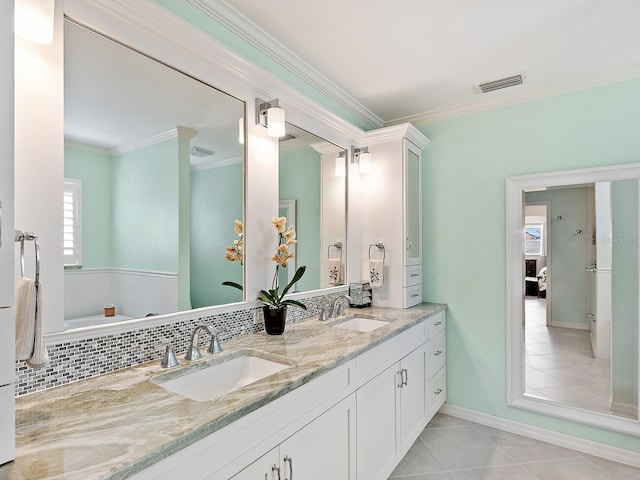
<box><xmin>1</xmin><ymin>304</ymin><xmax>446</xmax><ymax>480</ymax></box>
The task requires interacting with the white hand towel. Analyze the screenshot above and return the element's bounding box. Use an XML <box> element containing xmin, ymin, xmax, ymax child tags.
<box><xmin>15</xmin><ymin>277</ymin><xmax>36</xmax><ymax>361</ymax></box>
<box><xmin>328</xmin><ymin>258</ymin><xmax>342</xmax><ymax>285</ymax></box>
<box><xmin>15</xmin><ymin>278</ymin><xmax>50</xmax><ymax>369</ymax></box>
<box><xmin>369</xmin><ymin>259</ymin><xmax>384</xmax><ymax>289</ymax></box>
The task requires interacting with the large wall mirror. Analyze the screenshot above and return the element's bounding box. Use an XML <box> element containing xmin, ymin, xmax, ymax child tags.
<box><xmin>507</xmin><ymin>163</ymin><xmax>640</xmax><ymax>435</ymax></box>
<box><xmin>278</xmin><ymin>123</ymin><xmax>347</xmax><ymax>292</ymax></box>
<box><xmin>63</xmin><ymin>20</ymin><xmax>245</xmax><ymax>329</ymax></box>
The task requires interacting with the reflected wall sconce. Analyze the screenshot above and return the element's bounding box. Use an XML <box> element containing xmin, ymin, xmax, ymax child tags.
<box><xmin>15</xmin><ymin>0</ymin><xmax>55</xmax><ymax>45</ymax></box>
<box><xmin>255</xmin><ymin>97</ymin><xmax>285</xmax><ymax>137</ymax></box>
<box><xmin>351</xmin><ymin>146</ymin><xmax>373</xmax><ymax>174</ymax></box>
<box><xmin>335</xmin><ymin>151</ymin><xmax>346</xmax><ymax>177</ymax></box>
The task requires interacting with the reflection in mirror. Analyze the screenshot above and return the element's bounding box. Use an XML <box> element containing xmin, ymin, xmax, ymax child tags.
<box><xmin>63</xmin><ymin>20</ymin><xmax>244</xmax><ymax>329</ymax></box>
<box><xmin>278</xmin><ymin>124</ymin><xmax>347</xmax><ymax>292</ymax></box>
<box><xmin>507</xmin><ymin>164</ymin><xmax>640</xmax><ymax>434</ymax></box>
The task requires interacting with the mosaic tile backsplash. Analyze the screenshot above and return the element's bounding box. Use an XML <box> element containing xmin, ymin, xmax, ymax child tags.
<box><xmin>15</xmin><ymin>291</ymin><xmax>346</xmax><ymax>397</ymax></box>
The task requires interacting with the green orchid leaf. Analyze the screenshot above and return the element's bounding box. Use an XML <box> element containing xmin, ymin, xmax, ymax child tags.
<box><xmin>280</xmin><ymin>265</ymin><xmax>307</xmax><ymax>298</ymax></box>
<box><xmin>258</xmin><ymin>290</ymin><xmax>275</xmax><ymax>303</ymax></box>
<box><xmin>280</xmin><ymin>299</ymin><xmax>308</xmax><ymax>310</ymax></box>
<box><xmin>222</xmin><ymin>281</ymin><xmax>244</xmax><ymax>291</ymax></box>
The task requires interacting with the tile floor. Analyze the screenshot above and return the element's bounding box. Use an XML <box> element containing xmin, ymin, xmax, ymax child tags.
<box><xmin>523</xmin><ymin>297</ymin><xmax>619</xmax><ymax>416</ymax></box>
<box><xmin>389</xmin><ymin>413</ymin><xmax>640</xmax><ymax>479</ymax></box>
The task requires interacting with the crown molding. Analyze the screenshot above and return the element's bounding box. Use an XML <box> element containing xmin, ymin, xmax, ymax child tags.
<box><xmin>363</xmin><ymin>123</ymin><xmax>430</xmax><ymax>150</ymax></box>
<box><xmin>191</xmin><ymin>155</ymin><xmax>243</xmax><ymax>171</ymax></box>
<box><xmin>64</xmin><ymin>140</ymin><xmax>110</xmax><ymax>157</ymax></box>
<box><xmin>311</xmin><ymin>141</ymin><xmax>343</xmax><ymax>155</ymax></box>
<box><xmin>387</xmin><ymin>65</ymin><xmax>640</xmax><ymax>127</ymax></box>
<box><xmin>110</xmin><ymin>126</ymin><xmax>197</xmax><ymax>156</ymax></box>
<box><xmin>186</xmin><ymin>0</ymin><xmax>383</xmax><ymax>131</ymax></box>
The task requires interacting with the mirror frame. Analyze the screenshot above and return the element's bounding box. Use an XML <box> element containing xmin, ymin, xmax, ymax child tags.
<box><xmin>506</xmin><ymin>162</ymin><xmax>640</xmax><ymax>435</ymax></box>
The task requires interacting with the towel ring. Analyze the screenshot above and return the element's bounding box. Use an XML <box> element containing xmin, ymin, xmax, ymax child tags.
<box><xmin>328</xmin><ymin>242</ymin><xmax>343</xmax><ymax>261</ymax></box>
<box><xmin>369</xmin><ymin>242</ymin><xmax>385</xmax><ymax>262</ymax></box>
<box><xmin>15</xmin><ymin>230</ymin><xmax>40</xmax><ymax>286</ymax></box>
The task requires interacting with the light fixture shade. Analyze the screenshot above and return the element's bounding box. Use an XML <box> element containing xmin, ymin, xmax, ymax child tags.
<box><xmin>15</xmin><ymin>0</ymin><xmax>55</xmax><ymax>45</ymax></box>
<box><xmin>335</xmin><ymin>156</ymin><xmax>346</xmax><ymax>177</ymax></box>
<box><xmin>238</xmin><ymin>117</ymin><xmax>244</xmax><ymax>144</ymax></box>
<box><xmin>359</xmin><ymin>151</ymin><xmax>373</xmax><ymax>173</ymax></box>
<box><xmin>266</xmin><ymin>106</ymin><xmax>285</xmax><ymax>137</ymax></box>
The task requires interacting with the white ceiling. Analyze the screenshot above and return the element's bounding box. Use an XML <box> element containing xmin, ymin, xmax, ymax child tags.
<box><xmin>224</xmin><ymin>0</ymin><xmax>640</xmax><ymax>124</ymax></box>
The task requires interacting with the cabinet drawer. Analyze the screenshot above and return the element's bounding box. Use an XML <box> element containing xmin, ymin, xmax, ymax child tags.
<box><xmin>404</xmin><ymin>284</ymin><xmax>422</xmax><ymax>308</ymax></box>
<box><xmin>404</xmin><ymin>266</ymin><xmax>422</xmax><ymax>287</ymax></box>
<box><xmin>426</xmin><ymin>331</ymin><xmax>445</xmax><ymax>380</ymax></box>
<box><xmin>426</xmin><ymin>365</ymin><xmax>446</xmax><ymax>419</ymax></box>
<box><xmin>427</xmin><ymin>311</ymin><xmax>445</xmax><ymax>339</ymax></box>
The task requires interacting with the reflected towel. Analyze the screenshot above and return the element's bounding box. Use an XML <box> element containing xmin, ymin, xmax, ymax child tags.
<box><xmin>369</xmin><ymin>259</ymin><xmax>384</xmax><ymax>289</ymax></box>
<box><xmin>328</xmin><ymin>258</ymin><xmax>342</xmax><ymax>285</ymax></box>
<box><xmin>15</xmin><ymin>278</ymin><xmax>49</xmax><ymax>369</ymax></box>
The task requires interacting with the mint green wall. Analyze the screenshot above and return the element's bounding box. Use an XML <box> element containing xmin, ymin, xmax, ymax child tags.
<box><xmin>418</xmin><ymin>78</ymin><xmax>640</xmax><ymax>450</ymax></box>
<box><xmin>64</xmin><ymin>147</ymin><xmax>113</xmax><ymax>268</ymax></box>
<box><xmin>611</xmin><ymin>179</ymin><xmax>639</xmax><ymax>409</ymax></box>
<box><xmin>526</xmin><ymin>187</ymin><xmax>590</xmax><ymax>328</ymax></box>
<box><xmin>190</xmin><ymin>163</ymin><xmax>244</xmax><ymax>307</ymax></box>
<box><xmin>112</xmin><ymin>139</ymin><xmax>181</xmax><ymax>273</ymax></box>
<box><xmin>279</xmin><ymin>147</ymin><xmax>321</xmax><ymax>292</ymax></box>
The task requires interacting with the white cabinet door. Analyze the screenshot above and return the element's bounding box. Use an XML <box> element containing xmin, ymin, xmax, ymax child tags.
<box><xmin>280</xmin><ymin>395</ymin><xmax>355</xmax><ymax>480</ymax></box>
<box><xmin>398</xmin><ymin>344</ymin><xmax>426</xmax><ymax>455</ymax></box>
<box><xmin>0</xmin><ymin>308</ymin><xmax>14</xmax><ymax>387</ymax></box>
<box><xmin>403</xmin><ymin>139</ymin><xmax>422</xmax><ymax>267</ymax></box>
<box><xmin>227</xmin><ymin>447</ymin><xmax>280</xmax><ymax>480</ymax></box>
<box><xmin>0</xmin><ymin>385</ymin><xmax>15</xmax><ymax>465</ymax></box>
<box><xmin>0</xmin><ymin>0</ymin><xmax>14</xmax><ymax>308</ymax></box>
<box><xmin>356</xmin><ymin>363</ymin><xmax>398</xmax><ymax>480</ymax></box>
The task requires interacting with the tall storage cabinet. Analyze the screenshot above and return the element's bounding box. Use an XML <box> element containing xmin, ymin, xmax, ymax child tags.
<box><xmin>361</xmin><ymin>124</ymin><xmax>429</xmax><ymax>308</ymax></box>
<box><xmin>0</xmin><ymin>0</ymin><xmax>15</xmax><ymax>465</ymax></box>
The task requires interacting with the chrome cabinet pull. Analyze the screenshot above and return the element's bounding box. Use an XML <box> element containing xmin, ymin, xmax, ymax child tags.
<box><xmin>434</xmin><ymin>321</ymin><xmax>442</xmax><ymax>326</ymax></box>
<box><xmin>283</xmin><ymin>456</ymin><xmax>293</xmax><ymax>480</ymax></box>
<box><xmin>271</xmin><ymin>464</ymin><xmax>281</xmax><ymax>480</ymax></box>
<box><xmin>402</xmin><ymin>368</ymin><xmax>408</xmax><ymax>386</ymax></box>
<box><xmin>434</xmin><ymin>350</ymin><xmax>442</xmax><ymax>356</ymax></box>
<box><xmin>434</xmin><ymin>388</ymin><xmax>443</xmax><ymax>395</ymax></box>
<box><xmin>397</xmin><ymin>370</ymin><xmax>404</xmax><ymax>388</ymax></box>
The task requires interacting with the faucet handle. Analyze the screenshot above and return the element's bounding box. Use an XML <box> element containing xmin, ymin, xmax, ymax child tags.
<box><xmin>336</xmin><ymin>303</ymin><xmax>346</xmax><ymax>317</ymax></box>
<box><xmin>318</xmin><ymin>305</ymin><xmax>330</xmax><ymax>321</ymax></box>
<box><xmin>207</xmin><ymin>334</ymin><xmax>223</xmax><ymax>354</ymax></box>
<box><xmin>161</xmin><ymin>345</ymin><xmax>180</xmax><ymax>368</ymax></box>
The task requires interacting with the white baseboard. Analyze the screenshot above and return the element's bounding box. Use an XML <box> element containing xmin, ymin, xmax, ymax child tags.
<box><xmin>549</xmin><ymin>321</ymin><xmax>590</xmax><ymax>330</ymax></box>
<box><xmin>610</xmin><ymin>401</ymin><xmax>638</xmax><ymax>419</ymax></box>
<box><xmin>439</xmin><ymin>404</ymin><xmax>640</xmax><ymax>468</ymax></box>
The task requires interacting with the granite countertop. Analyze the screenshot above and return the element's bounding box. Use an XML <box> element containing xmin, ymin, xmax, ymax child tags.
<box><xmin>0</xmin><ymin>303</ymin><xmax>446</xmax><ymax>480</ymax></box>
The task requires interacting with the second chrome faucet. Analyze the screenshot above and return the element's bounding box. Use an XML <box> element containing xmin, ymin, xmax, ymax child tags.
<box><xmin>185</xmin><ymin>324</ymin><xmax>223</xmax><ymax>361</ymax></box>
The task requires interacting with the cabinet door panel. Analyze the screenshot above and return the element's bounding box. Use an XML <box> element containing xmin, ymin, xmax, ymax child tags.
<box><xmin>356</xmin><ymin>363</ymin><xmax>398</xmax><ymax>480</ymax></box>
<box><xmin>403</xmin><ymin>139</ymin><xmax>421</xmax><ymax>266</ymax></box>
<box><xmin>399</xmin><ymin>345</ymin><xmax>426</xmax><ymax>455</ymax></box>
<box><xmin>280</xmin><ymin>395</ymin><xmax>355</xmax><ymax>480</ymax></box>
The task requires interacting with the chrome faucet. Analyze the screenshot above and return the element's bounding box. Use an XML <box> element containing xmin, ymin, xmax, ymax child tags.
<box><xmin>185</xmin><ymin>324</ymin><xmax>223</xmax><ymax>361</ymax></box>
<box><xmin>329</xmin><ymin>294</ymin><xmax>353</xmax><ymax>319</ymax></box>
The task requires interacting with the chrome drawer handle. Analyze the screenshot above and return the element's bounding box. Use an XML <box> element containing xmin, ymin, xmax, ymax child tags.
<box><xmin>411</xmin><ymin>293</ymin><xmax>419</xmax><ymax>298</ymax></box>
<box><xmin>272</xmin><ymin>464</ymin><xmax>281</xmax><ymax>480</ymax></box>
<box><xmin>410</xmin><ymin>273</ymin><xmax>419</xmax><ymax>277</ymax></box>
<box><xmin>434</xmin><ymin>350</ymin><xmax>442</xmax><ymax>356</ymax></box>
<box><xmin>434</xmin><ymin>321</ymin><xmax>442</xmax><ymax>326</ymax></box>
<box><xmin>284</xmin><ymin>456</ymin><xmax>293</xmax><ymax>480</ymax></box>
<box><xmin>434</xmin><ymin>388</ymin><xmax>443</xmax><ymax>395</ymax></box>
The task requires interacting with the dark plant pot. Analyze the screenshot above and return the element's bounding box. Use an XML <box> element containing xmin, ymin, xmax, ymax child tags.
<box><xmin>263</xmin><ymin>305</ymin><xmax>287</xmax><ymax>335</ymax></box>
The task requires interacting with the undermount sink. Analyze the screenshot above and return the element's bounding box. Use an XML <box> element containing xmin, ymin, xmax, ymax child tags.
<box><xmin>153</xmin><ymin>353</ymin><xmax>290</xmax><ymax>402</ymax></box>
<box><xmin>333</xmin><ymin>317</ymin><xmax>389</xmax><ymax>333</ymax></box>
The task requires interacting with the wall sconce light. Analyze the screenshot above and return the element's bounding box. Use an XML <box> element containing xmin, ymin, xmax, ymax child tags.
<box><xmin>352</xmin><ymin>146</ymin><xmax>373</xmax><ymax>174</ymax></box>
<box><xmin>255</xmin><ymin>97</ymin><xmax>285</xmax><ymax>138</ymax></box>
<box><xmin>15</xmin><ymin>0</ymin><xmax>55</xmax><ymax>45</ymax></box>
<box><xmin>335</xmin><ymin>151</ymin><xmax>346</xmax><ymax>177</ymax></box>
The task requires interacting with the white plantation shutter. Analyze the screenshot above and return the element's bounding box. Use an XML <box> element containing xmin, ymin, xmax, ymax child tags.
<box><xmin>63</xmin><ymin>179</ymin><xmax>82</xmax><ymax>266</ymax></box>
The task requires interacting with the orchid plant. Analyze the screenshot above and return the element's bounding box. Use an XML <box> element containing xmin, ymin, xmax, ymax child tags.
<box><xmin>223</xmin><ymin>217</ymin><xmax>307</xmax><ymax>311</ymax></box>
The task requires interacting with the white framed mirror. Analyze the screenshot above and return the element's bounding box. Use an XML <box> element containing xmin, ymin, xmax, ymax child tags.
<box><xmin>63</xmin><ymin>19</ymin><xmax>245</xmax><ymax>329</ymax></box>
<box><xmin>507</xmin><ymin>162</ymin><xmax>640</xmax><ymax>435</ymax></box>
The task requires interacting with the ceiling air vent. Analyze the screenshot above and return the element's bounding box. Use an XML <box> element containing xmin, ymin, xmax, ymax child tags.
<box><xmin>478</xmin><ymin>74</ymin><xmax>523</xmax><ymax>93</ymax></box>
<box><xmin>190</xmin><ymin>146</ymin><xmax>215</xmax><ymax>158</ymax></box>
